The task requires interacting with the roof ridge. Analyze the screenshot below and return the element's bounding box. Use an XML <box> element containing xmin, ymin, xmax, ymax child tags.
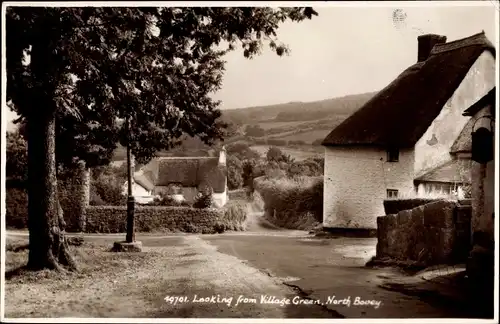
<box><xmin>430</xmin><ymin>32</ymin><xmax>492</xmax><ymax>55</ymax></box>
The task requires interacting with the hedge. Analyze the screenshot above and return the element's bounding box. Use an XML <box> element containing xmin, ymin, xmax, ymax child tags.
<box><xmin>5</xmin><ymin>164</ymin><xmax>89</xmax><ymax>231</ymax></box>
<box><xmin>85</xmin><ymin>205</ymin><xmax>245</xmax><ymax>234</ymax></box>
<box><xmin>254</xmin><ymin>176</ymin><xmax>323</xmax><ymax>230</ymax></box>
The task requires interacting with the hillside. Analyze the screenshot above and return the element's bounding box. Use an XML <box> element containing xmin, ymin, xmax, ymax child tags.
<box><xmin>222</xmin><ymin>91</ymin><xmax>376</xmax><ymax>125</ymax></box>
<box><xmin>111</xmin><ymin>91</ymin><xmax>377</xmax><ymax>161</ymax></box>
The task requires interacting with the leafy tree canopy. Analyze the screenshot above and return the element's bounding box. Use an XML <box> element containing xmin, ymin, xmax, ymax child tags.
<box><xmin>7</xmin><ymin>7</ymin><xmax>318</xmax><ymax>165</ymax></box>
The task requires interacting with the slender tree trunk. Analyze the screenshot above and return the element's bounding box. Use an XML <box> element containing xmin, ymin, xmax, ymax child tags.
<box><xmin>27</xmin><ymin>111</ymin><xmax>77</xmax><ymax>271</ymax></box>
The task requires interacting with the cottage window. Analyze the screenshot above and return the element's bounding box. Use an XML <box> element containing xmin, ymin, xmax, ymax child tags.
<box><xmin>387</xmin><ymin>148</ymin><xmax>399</xmax><ymax>162</ymax></box>
<box><xmin>387</xmin><ymin>189</ymin><xmax>399</xmax><ymax>199</ymax></box>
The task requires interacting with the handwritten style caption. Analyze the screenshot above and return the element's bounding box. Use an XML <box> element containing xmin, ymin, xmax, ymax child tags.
<box><xmin>164</xmin><ymin>294</ymin><xmax>382</xmax><ymax>309</ymax></box>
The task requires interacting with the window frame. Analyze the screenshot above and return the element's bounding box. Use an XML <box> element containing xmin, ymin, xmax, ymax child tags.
<box><xmin>387</xmin><ymin>148</ymin><xmax>400</xmax><ymax>162</ymax></box>
<box><xmin>387</xmin><ymin>189</ymin><xmax>399</xmax><ymax>199</ymax></box>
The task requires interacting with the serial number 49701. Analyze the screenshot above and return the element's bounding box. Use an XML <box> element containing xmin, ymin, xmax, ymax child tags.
<box><xmin>164</xmin><ymin>296</ymin><xmax>189</xmax><ymax>305</ymax></box>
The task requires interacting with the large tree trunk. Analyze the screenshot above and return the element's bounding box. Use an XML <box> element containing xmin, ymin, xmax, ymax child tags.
<box><xmin>27</xmin><ymin>111</ymin><xmax>77</xmax><ymax>271</ymax></box>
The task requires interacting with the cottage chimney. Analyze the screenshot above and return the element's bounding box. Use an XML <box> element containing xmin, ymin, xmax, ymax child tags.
<box><xmin>417</xmin><ymin>34</ymin><xmax>447</xmax><ymax>62</ymax></box>
<box><xmin>218</xmin><ymin>146</ymin><xmax>226</xmax><ymax>166</ymax></box>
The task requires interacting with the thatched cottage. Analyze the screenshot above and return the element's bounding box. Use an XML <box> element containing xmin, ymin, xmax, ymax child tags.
<box><xmin>127</xmin><ymin>147</ymin><xmax>228</xmax><ymax>207</ymax></box>
<box><xmin>321</xmin><ymin>32</ymin><xmax>496</xmax><ymax>230</ymax></box>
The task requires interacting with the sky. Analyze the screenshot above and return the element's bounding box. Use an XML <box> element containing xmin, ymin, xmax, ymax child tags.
<box><xmin>3</xmin><ymin>3</ymin><xmax>498</xmax><ymax>129</ymax></box>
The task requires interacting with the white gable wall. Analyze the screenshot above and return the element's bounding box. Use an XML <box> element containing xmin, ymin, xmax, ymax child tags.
<box><xmin>212</xmin><ymin>176</ymin><xmax>228</xmax><ymax>208</ymax></box>
<box><xmin>323</xmin><ymin>146</ymin><xmax>414</xmax><ymax>229</ymax></box>
<box><xmin>122</xmin><ymin>181</ymin><xmax>155</xmax><ymax>204</ymax></box>
<box><xmin>414</xmin><ymin>51</ymin><xmax>496</xmax><ymax>177</ymax></box>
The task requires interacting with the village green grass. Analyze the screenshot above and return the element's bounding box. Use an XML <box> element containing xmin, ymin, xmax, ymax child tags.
<box><xmin>4</xmin><ymin>235</ymin><xmax>177</xmax><ymax>317</ymax></box>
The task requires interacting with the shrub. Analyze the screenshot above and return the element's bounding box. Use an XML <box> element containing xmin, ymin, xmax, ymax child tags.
<box><xmin>288</xmin><ymin>159</ymin><xmax>323</xmax><ymax>177</ymax></box>
<box><xmin>193</xmin><ymin>186</ymin><xmax>214</xmax><ymax>209</ymax></box>
<box><xmin>265</xmin><ymin>168</ymin><xmax>287</xmax><ymax>179</ymax></box>
<box><xmin>226</xmin><ymin>142</ymin><xmax>261</xmax><ymax>161</ymax></box>
<box><xmin>254</xmin><ymin>176</ymin><xmax>323</xmax><ymax>230</ymax></box>
<box><xmin>89</xmin><ymin>185</ymin><xmax>106</xmax><ymax>206</ymax></box>
<box><xmin>224</xmin><ymin>202</ymin><xmax>247</xmax><ymax>226</ymax></box>
<box><xmin>93</xmin><ymin>180</ymin><xmax>127</xmax><ymax>205</ymax></box>
<box><xmin>227</xmin><ymin>155</ymin><xmax>244</xmax><ymax>190</ymax></box>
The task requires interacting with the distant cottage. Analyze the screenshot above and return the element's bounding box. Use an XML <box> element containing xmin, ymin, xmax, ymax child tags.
<box><xmin>126</xmin><ymin>147</ymin><xmax>228</xmax><ymax>207</ymax></box>
<box><xmin>321</xmin><ymin>32</ymin><xmax>496</xmax><ymax>229</ymax></box>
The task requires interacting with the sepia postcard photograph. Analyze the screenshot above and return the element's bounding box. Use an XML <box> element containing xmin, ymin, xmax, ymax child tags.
<box><xmin>1</xmin><ymin>1</ymin><xmax>499</xmax><ymax>323</ymax></box>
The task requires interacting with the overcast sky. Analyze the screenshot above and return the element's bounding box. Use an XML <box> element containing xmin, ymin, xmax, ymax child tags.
<box><xmin>3</xmin><ymin>3</ymin><xmax>497</xmax><ymax>128</ymax></box>
<box><xmin>214</xmin><ymin>4</ymin><xmax>497</xmax><ymax>109</ymax></box>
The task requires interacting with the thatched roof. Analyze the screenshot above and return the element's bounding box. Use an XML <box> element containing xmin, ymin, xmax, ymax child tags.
<box><xmin>322</xmin><ymin>32</ymin><xmax>495</xmax><ymax>148</ymax></box>
<box><xmin>450</xmin><ymin>117</ymin><xmax>474</xmax><ymax>154</ymax></box>
<box><xmin>414</xmin><ymin>159</ymin><xmax>471</xmax><ymax>184</ymax></box>
<box><xmin>134</xmin><ymin>156</ymin><xmax>227</xmax><ymax>193</ymax></box>
<box><xmin>463</xmin><ymin>87</ymin><xmax>496</xmax><ymax>117</ymax></box>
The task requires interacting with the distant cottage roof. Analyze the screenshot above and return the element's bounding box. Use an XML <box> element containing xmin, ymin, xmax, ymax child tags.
<box><xmin>414</xmin><ymin>159</ymin><xmax>471</xmax><ymax>184</ymax></box>
<box><xmin>322</xmin><ymin>32</ymin><xmax>495</xmax><ymax>148</ymax></box>
<box><xmin>450</xmin><ymin>117</ymin><xmax>474</xmax><ymax>154</ymax></box>
<box><xmin>134</xmin><ymin>156</ymin><xmax>227</xmax><ymax>193</ymax></box>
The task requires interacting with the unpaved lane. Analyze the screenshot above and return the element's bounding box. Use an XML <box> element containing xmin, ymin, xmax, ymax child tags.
<box><xmin>203</xmin><ymin>234</ymin><xmax>474</xmax><ymax>318</ymax></box>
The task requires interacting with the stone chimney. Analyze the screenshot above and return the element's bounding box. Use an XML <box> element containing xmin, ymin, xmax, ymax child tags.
<box><xmin>218</xmin><ymin>146</ymin><xmax>226</xmax><ymax>166</ymax></box>
<box><xmin>417</xmin><ymin>34</ymin><xmax>447</xmax><ymax>62</ymax></box>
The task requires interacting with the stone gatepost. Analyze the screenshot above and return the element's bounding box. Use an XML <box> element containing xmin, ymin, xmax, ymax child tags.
<box><xmin>462</xmin><ymin>89</ymin><xmax>495</xmax><ymax>318</ymax></box>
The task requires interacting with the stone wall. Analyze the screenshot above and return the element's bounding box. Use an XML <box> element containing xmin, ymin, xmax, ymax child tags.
<box><xmin>383</xmin><ymin>198</ymin><xmax>440</xmax><ymax>215</ymax></box>
<box><xmin>85</xmin><ymin>206</ymin><xmax>231</xmax><ymax>234</ymax></box>
<box><xmin>375</xmin><ymin>200</ymin><xmax>471</xmax><ymax>266</ymax></box>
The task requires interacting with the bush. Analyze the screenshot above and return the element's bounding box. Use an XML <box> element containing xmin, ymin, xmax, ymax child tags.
<box><xmin>253</xmin><ymin>176</ymin><xmax>323</xmax><ymax>230</ymax></box>
<box><xmin>193</xmin><ymin>186</ymin><xmax>214</xmax><ymax>209</ymax></box>
<box><xmin>288</xmin><ymin>159</ymin><xmax>323</xmax><ymax>177</ymax></box>
<box><xmin>265</xmin><ymin>168</ymin><xmax>287</xmax><ymax>179</ymax></box>
<box><xmin>93</xmin><ymin>180</ymin><xmax>127</xmax><ymax>205</ymax></box>
<box><xmin>89</xmin><ymin>185</ymin><xmax>106</xmax><ymax>206</ymax></box>
<box><xmin>226</xmin><ymin>142</ymin><xmax>261</xmax><ymax>161</ymax></box>
<box><xmin>227</xmin><ymin>155</ymin><xmax>244</xmax><ymax>190</ymax></box>
<box><xmin>224</xmin><ymin>202</ymin><xmax>247</xmax><ymax>226</ymax></box>
<box><xmin>266</xmin><ymin>146</ymin><xmax>283</xmax><ymax>162</ymax></box>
